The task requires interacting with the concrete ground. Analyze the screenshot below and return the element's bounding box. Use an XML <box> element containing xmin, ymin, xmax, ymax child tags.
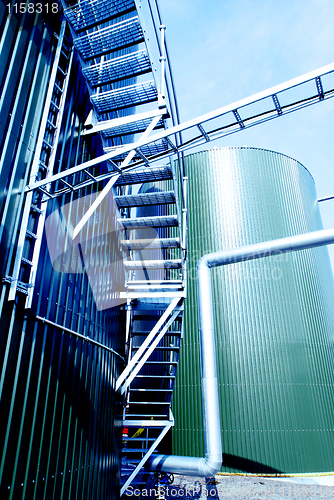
<box><xmin>123</xmin><ymin>474</ymin><xmax>334</xmax><ymax>499</ymax></box>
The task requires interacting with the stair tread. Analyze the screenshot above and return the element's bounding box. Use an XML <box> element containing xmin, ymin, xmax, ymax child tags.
<box><xmin>103</xmin><ymin>138</ymin><xmax>169</xmax><ymax>160</ymax></box>
<box><xmin>127</xmin><ymin>279</ymin><xmax>182</xmax><ymax>284</ymax></box>
<box><xmin>124</xmin><ymin>259</ymin><xmax>182</xmax><ymax>270</ymax></box>
<box><xmin>121</xmin><ymin>237</ymin><xmax>180</xmax><ymax>250</ymax></box>
<box><xmin>132</xmin><ymin>346</ymin><xmax>179</xmax><ymax>351</ymax></box>
<box><xmin>130</xmin><ymin>388</ymin><xmax>174</xmax><ymax>392</ymax></box>
<box><xmin>65</xmin><ymin>0</ymin><xmax>136</xmax><ymax>32</ymax></box>
<box><xmin>74</xmin><ymin>17</ymin><xmax>144</xmax><ymax>60</ymax></box>
<box><xmin>115</xmin><ymin>190</ymin><xmax>175</xmax><ymax>207</ymax></box>
<box><xmin>82</xmin><ymin>49</ymin><xmax>151</xmax><ymax>87</ymax></box>
<box><xmin>128</xmin><ymin>401</ymin><xmax>172</xmax><ymax>404</ymax></box>
<box><xmin>132</xmin><ymin>331</ymin><xmax>181</xmax><ymax>336</ymax></box>
<box><xmin>122</xmin><ymin>448</ymin><xmax>148</xmax><ymax>453</ymax></box>
<box><xmin>115</xmin><ymin>165</ymin><xmax>172</xmax><ymax>185</ymax></box>
<box><xmin>137</xmin><ymin>361</ymin><xmax>178</xmax><ymax>365</ymax></box>
<box><xmin>118</xmin><ymin>215</ymin><xmax>178</xmax><ymax>229</ymax></box>
<box><xmin>101</xmin><ymin>116</ymin><xmax>164</xmax><ymax>139</ymax></box>
<box><xmin>126</xmin><ymin>414</ymin><xmax>169</xmax><ymax>418</ymax></box>
<box><xmin>91</xmin><ymin>80</ymin><xmax>157</xmax><ymax>113</ymax></box>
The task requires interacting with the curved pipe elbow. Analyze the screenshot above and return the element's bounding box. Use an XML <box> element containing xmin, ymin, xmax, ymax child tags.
<box><xmin>200</xmin><ymin>455</ymin><xmax>222</xmax><ymax>476</ymax></box>
<box><xmin>147</xmin><ymin>454</ymin><xmax>222</xmax><ymax>477</ymax></box>
<box><xmin>196</xmin><ymin>254</ymin><xmax>211</xmax><ymax>273</ymax></box>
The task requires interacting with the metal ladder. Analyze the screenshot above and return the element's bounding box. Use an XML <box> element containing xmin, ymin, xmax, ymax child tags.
<box><xmin>5</xmin><ymin>20</ymin><xmax>73</xmax><ymax>308</ymax></box>
<box><xmin>60</xmin><ymin>0</ymin><xmax>187</xmax><ymax>493</ymax></box>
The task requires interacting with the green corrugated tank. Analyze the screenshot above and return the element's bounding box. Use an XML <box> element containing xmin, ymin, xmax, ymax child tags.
<box><xmin>173</xmin><ymin>147</ymin><xmax>334</xmax><ymax>474</ymax></box>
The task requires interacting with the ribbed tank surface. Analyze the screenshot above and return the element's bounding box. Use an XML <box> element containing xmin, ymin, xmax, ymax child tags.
<box><xmin>173</xmin><ymin>147</ymin><xmax>334</xmax><ymax>473</ymax></box>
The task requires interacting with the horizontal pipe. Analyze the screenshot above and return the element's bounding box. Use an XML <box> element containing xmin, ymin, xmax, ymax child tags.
<box><xmin>199</xmin><ymin>226</ymin><xmax>334</xmax><ymax>269</ymax></box>
<box><xmin>148</xmin><ymin>227</ymin><xmax>334</xmax><ymax>477</ymax></box>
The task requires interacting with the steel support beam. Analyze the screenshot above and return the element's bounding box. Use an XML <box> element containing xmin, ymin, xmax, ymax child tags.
<box><xmin>116</xmin><ymin>297</ymin><xmax>181</xmax><ymax>394</ymax></box>
<box><xmin>25</xmin><ymin>61</ymin><xmax>334</xmax><ymax>194</ymax></box>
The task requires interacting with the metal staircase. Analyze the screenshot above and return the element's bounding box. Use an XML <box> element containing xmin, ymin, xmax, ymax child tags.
<box><xmin>59</xmin><ymin>0</ymin><xmax>187</xmax><ymax>493</ymax></box>
<box><xmin>119</xmin><ymin>299</ymin><xmax>183</xmax><ymax>492</ymax></box>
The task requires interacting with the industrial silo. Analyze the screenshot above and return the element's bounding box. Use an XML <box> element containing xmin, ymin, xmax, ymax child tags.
<box><xmin>173</xmin><ymin>147</ymin><xmax>334</xmax><ymax>473</ymax></box>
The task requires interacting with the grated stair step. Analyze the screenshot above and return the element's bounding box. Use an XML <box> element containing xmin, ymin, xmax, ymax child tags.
<box><xmin>101</xmin><ymin>116</ymin><xmax>164</xmax><ymax>139</ymax></box>
<box><xmin>132</xmin><ymin>346</ymin><xmax>179</xmax><ymax>352</ymax></box>
<box><xmin>131</xmin><ymin>330</ymin><xmax>181</xmax><ymax>336</ymax></box>
<box><xmin>115</xmin><ymin>166</ymin><xmax>173</xmax><ymax>186</ymax></box>
<box><xmin>91</xmin><ymin>80</ymin><xmax>158</xmax><ymax>113</ymax></box>
<box><xmin>126</xmin><ymin>413</ymin><xmax>170</xmax><ymax>418</ymax></box>
<box><xmin>130</xmin><ymin>389</ymin><xmax>174</xmax><ymax>393</ymax></box>
<box><xmin>104</xmin><ymin>138</ymin><xmax>169</xmax><ymax>159</ymax></box>
<box><xmin>64</xmin><ymin>0</ymin><xmax>135</xmax><ymax>32</ymax></box>
<box><xmin>126</xmin><ymin>281</ymin><xmax>183</xmax><ymax>290</ymax></box>
<box><xmin>137</xmin><ymin>361</ymin><xmax>178</xmax><ymax>366</ymax></box>
<box><xmin>115</xmin><ymin>191</ymin><xmax>175</xmax><ymax>208</ymax></box>
<box><xmin>82</xmin><ymin>49</ymin><xmax>152</xmax><ymax>87</ymax></box>
<box><xmin>118</xmin><ymin>215</ymin><xmax>178</xmax><ymax>229</ymax></box>
<box><xmin>124</xmin><ymin>259</ymin><xmax>182</xmax><ymax>270</ymax></box>
<box><xmin>73</xmin><ymin>17</ymin><xmax>144</xmax><ymax>61</ymax></box>
<box><xmin>121</xmin><ymin>237</ymin><xmax>180</xmax><ymax>250</ymax></box>
<box><xmin>124</xmin><ymin>437</ymin><xmax>156</xmax><ymax>443</ymax></box>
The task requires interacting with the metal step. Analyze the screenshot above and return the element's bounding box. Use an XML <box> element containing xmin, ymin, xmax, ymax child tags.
<box><xmin>120</xmin><ymin>290</ymin><xmax>185</xmax><ymax>299</ymax></box>
<box><xmin>121</xmin><ymin>448</ymin><xmax>151</xmax><ymax>454</ymax></box>
<box><xmin>115</xmin><ymin>191</ymin><xmax>175</xmax><ymax>208</ymax></box>
<box><xmin>91</xmin><ymin>80</ymin><xmax>158</xmax><ymax>113</ymax></box>
<box><xmin>132</xmin><ymin>312</ymin><xmax>182</xmax><ymax>321</ymax></box>
<box><xmin>82</xmin><ymin>49</ymin><xmax>151</xmax><ymax>87</ymax></box>
<box><xmin>130</xmin><ymin>298</ymin><xmax>183</xmax><ymax>310</ymax></box>
<box><xmin>121</xmin><ymin>237</ymin><xmax>180</xmax><ymax>250</ymax></box>
<box><xmin>124</xmin><ymin>437</ymin><xmax>156</xmax><ymax>442</ymax></box>
<box><xmin>132</xmin><ymin>346</ymin><xmax>179</xmax><ymax>352</ymax></box>
<box><xmin>138</xmin><ymin>361</ymin><xmax>178</xmax><ymax>366</ymax></box>
<box><xmin>124</xmin><ymin>259</ymin><xmax>182</xmax><ymax>270</ymax></box>
<box><xmin>101</xmin><ymin>116</ymin><xmax>164</xmax><ymax>139</ymax></box>
<box><xmin>132</xmin><ymin>331</ymin><xmax>181</xmax><ymax>337</ymax></box>
<box><xmin>103</xmin><ymin>138</ymin><xmax>169</xmax><ymax>160</ymax></box>
<box><xmin>126</xmin><ymin>281</ymin><xmax>183</xmax><ymax>290</ymax></box>
<box><xmin>82</xmin><ymin>109</ymin><xmax>167</xmax><ymax>138</ymax></box>
<box><xmin>130</xmin><ymin>389</ymin><xmax>173</xmax><ymax>393</ymax></box>
<box><xmin>123</xmin><ymin>420</ymin><xmax>173</xmax><ymax>427</ymax></box>
<box><xmin>115</xmin><ymin>166</ymin><xmax>172</xmax><ymax>186</ymax></box>
<box><xmin>126</xmin><ymin>413</ymin><xmax>170</xmax><ymax>418</ymax></box>
<box><xmin>64</xmin><ymin>0</ymin><xmax>136</xmax><ymax>33</ymax></box>
<box><xmin>73</xmin><ymin>17</ymin><xmax>144</xmax><ymax>61</ymax></box>
<box><xmin>118</xmin><ymin>215</ymin><xmax>178</xmax><ymax>229</ymax></box>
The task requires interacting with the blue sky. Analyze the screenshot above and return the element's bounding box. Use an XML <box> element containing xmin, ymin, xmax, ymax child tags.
<box><xmin>158</xmin><ymin>0</ymin><xmax>334</xmax><ymax>268</ymax></box>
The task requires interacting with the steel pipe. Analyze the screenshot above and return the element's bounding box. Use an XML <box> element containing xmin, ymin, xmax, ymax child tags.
<box><xmin>148</xmin><ymin>227</ymin><xmax>334</xmax><ymax>477</ymax></box>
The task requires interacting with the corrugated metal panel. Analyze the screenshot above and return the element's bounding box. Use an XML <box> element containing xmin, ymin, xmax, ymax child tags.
<box><xmin>173</xmin><ymin>147</ymin><xmax>334</xmax><ymax>473</ymax></box>
<box><xmin>0</xmin><ymin>5</ymin><xmax>125</xmax><ymax>499</ymax></box>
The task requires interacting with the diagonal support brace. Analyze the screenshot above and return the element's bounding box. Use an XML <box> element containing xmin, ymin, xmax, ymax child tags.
<box><xmin>116</xmin><ymin>297</ymin><xmax>181</xmax><ymax>393</ymax></box>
